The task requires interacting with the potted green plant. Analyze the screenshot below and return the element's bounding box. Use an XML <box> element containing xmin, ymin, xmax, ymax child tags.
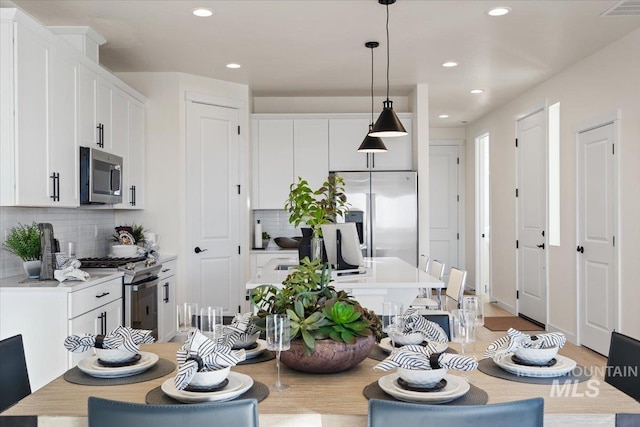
<box><xmin>2</xmin><ymin>222</ymin><xmax>41</xmax><ymax>278</ymax></box>
<box><xmin>111</xmin><ymin>223</ymin><xmax>147</xmax><ymax>246</ymax></box>
<box><xmin>261</xmin><ymin>231</ymin><xmax>270</xmax><ymax>249</ymax></box>
<box><xmin>250</xmin><ymin>257</ymin><xmax>381</xmax><ymax>373</ymax></box>
<box><xmin>284</xmin><ymin>174</ymin><xmax>349</xmax><ymax>260</ymax></box>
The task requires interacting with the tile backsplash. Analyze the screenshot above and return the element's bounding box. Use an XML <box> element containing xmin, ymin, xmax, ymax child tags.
<box><xmin>0</xmin><ymin>207</ymin><xmax>115</xmax><ymax>278</ymax></box>
<box><xmin>253</xmin><ymin>210</ymin><xmax>303</xmax><ymax>247</ymax></box>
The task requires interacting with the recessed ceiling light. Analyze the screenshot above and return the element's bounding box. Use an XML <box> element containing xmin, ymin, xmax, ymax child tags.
<box><xmin>488</xmin><ymin>7</ymin><xmax>511</xmax><ymax>16</ymax></box>
<box><xmin>442</xmin><ymin>61</ymin><xmax>458</xmax><ymax>68</ymax></box>
<box><xmin>226</xmin><ymin>63</ymin><xmax>241</xmax><ymax>69</ymax></box>
<box><xmin>470</xmin><ymin>89</ymin><xmax>484</xmax><ymax>94</ymax></box>
<box><xmin>438</xmin><ymin>114</ymin><xmax>449</xmax><ymax>119</ymax></box>
<box><xmin>193</xmin><ymin>8</ymin><xmax>213</xmax><ymax>17</ymax></box>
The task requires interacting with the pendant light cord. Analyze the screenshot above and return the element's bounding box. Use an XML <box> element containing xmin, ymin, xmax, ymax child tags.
<box><xmin>371</xmin><ymin>45</ymin><xmax>375</xmax><ymax>124</ymax></box>
<box><xmin>386</xmin><ymin>3</ymin><xmax>390</xmax><ymax>102</ymax></box>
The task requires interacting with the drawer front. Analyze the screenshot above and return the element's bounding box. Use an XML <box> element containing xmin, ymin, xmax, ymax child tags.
<box><xmin>69</xmin><ymin>278</ymin><xmax>123</xmax><ymax>319</ymax></box>
<box><xmin>158</xmin><ymin>259</ymin><xmax>177</xmax><ymax>280</ymax></box>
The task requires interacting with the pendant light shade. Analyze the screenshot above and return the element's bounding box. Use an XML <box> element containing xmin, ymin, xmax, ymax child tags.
<box><xmin>369</xmin><ymin>0</ymin><xmax>407</xmax><ymax>138</ymax></box>
<box><xmin>359</xmin><ymin>41</ymin><xmax>387</xmax><ymax>153</ymax></box>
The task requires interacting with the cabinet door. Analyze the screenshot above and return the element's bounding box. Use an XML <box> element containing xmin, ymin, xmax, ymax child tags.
<box><xmin>371</xmin><ymin>117</ymin><xmax>413</xmax><ymax>170</ymax></box>
<box><xmin>253</xmin><ymin>119</ymin><xmax>294</xmax><ymax>209</ymax></box>
<box><xmin>78</xmin><ymin>64</ymin><xmax>98</xmax><ymax>148</ymax></box>
<box><xmin>49</xmin><ymin>46</ymin><xmax>79</xmax><ymax>207</ymax></box>
<box><xmin>293</xmin><ymin>119</ymin><xmax>329</xmax><ymax>191</ymax></box>
<box><xmin>118</xmin><ymin>100</ymin><xmax>145</xmax><ymax>209</ymax></box>
<box><xmin>96</xmin><ymin>77</ymin><xmax>112</xmax><ymax>151</ymax></box>
<box><xmin>328</xmin><ymin>118</ymin><xmax>370</xmax><ymax>171</ymax></box>
<box><xmin>68</xmin><ymin>299</ymin><xmax>123</xmax><ymax>367</ymax></box>
<box><xmin>13</xmin><ymin>23</ymin><xmax>50</xmax><ymax>205</ymax></box>
<box><xmin>158</xmin><ymin>275</ymin><xmax>177</xmax><ymax>342</ymax></box>
<box><xmin>110</xmin><ymin>86</ymin><xmax>129</xmax><ymax>157</ymax></box>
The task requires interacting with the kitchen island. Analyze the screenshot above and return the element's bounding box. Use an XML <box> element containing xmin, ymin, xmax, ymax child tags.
<box><xmin>246</xmin><ymin>257</ymin><xmax>443</xmax><ymax>313</ymax></box>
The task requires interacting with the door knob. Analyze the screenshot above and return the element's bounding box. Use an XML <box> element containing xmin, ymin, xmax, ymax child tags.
<box><xmin>194</xmin><ymin>246</ymin><xmax>208</xmax><ymax>254</ymax></box>
<box><xmin>536</xmin><ymin>243</ymin><xmax>545</xmax><ymax>249</ymax></box>
<box><xmin>577</xmin><ymin>245</ymin><xmax>584</xmax><ymax>253</ymax></box>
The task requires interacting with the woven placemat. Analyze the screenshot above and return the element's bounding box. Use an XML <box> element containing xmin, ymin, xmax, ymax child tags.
<box><xmin>368</xmin><ymin>344</ymin><xmax>458</xmax><ymax>362</ymax></box>
<box><xmin>237</xmin><ymin>350</ymin><xmax>275</xmax><ymax>365</ymax></box>
<box><xmin>145</xmin><ymin>381</ymin><xmax>269</xmax><ymax>405</ymax></box>
<box><xmin>63</xmin><ymin>358</ymin><xmax>176</xmax><ymax>386</ymax></box>
<box><xmin>477</xmin><ymin>358</ymin><xmax>592</xmax><ymax>384</ymax></box>
<box><xmin>363</xmin><ymin>380</ymin><xmax>488</xmax><ymax>405</ymax></box>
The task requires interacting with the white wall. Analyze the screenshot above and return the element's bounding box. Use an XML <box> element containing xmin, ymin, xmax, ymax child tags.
<box><xmin>465</xmin><ymin>28</ymin><xmax>640</xmax><ymax>342</ymax></box>
<box><xmin>115</xmin><ymin>72</ymin><xmax>251</xmax><ymax>306</ymax></box>
<box><xmin>430</xmin><ymin>127</ymin><xmax>466</xmax><ymax>140</ymax></box>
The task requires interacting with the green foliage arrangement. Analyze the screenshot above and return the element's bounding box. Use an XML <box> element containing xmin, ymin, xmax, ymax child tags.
<box><xmin>250</xmin><ymin>257</ymin><xmax>380</xmax><ymax>354</ymax></box>
<box><xmin>284</xmin><ymin>174</ymin><xmax>349</xmax><ymax>238</ymax></box>
<box><xmin>2</xmin><ymin>222</ymin><xmax>41</xmax><ymax>261</ymax></box>
<box><xmin>111</xmin><ymin>223</ymin><xmax>147</xmax><ymax>245</ymax></box>
<box><xmin>261</xmin><ymin>231</ymin><xmax>270</xmax><ymax>239</ymax></box>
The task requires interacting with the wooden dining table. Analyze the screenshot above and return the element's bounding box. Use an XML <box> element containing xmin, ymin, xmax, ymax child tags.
<box><xmin>3</xmin><ymin>327</ymin><xmax>639</xmax><ymax>427</ymax></box>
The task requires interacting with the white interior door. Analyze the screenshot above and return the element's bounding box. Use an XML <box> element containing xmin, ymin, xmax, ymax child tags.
<box><xmin>578</xmin><ymin>122</ymin><xmax>617</xmax><ymax>356</ymax></box>
<box><xmin>186</xmin><ymin>101</ymin><xmax>240</xmax><ymax>315</ymax></box>
<box><xmin>517</xmin><ymin>110</ymin><xmax>547</xmax><ymax>325</ymax></box>
<box><xmin>429</xmin><ymin>144</ymin><xmax>460</xmax><ymax>284</ymax></box>
<box><xmin>475</xmin><ymin>133</ymin><xmax>491</xmax><ymax>297</ymax></box>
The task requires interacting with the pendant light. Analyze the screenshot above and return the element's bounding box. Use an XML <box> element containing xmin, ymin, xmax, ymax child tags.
<box><xmin>369</xmin><ymin>0</ymin><xmax>407</xmax><ymax>138</ymax></box>
<box><xmin>358</xmin><ymin>41</ymin><xmax>387</xmax><ymax>153</ymax></box>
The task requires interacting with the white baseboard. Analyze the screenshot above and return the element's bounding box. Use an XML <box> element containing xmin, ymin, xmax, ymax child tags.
<box><xmin>493</xmin><ymin>299</ymin><xmax>516</xmax><ymax>315</ymax></box>
<box><xmin>547</xmin><ymin>322</ymin><xmax>577</xmax><ymax>345</ymax></box>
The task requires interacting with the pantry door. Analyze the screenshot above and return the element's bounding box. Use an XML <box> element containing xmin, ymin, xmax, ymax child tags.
<box><xmin>186</xmin><ymin>100</ymin><xmax>240</xmax><ymax>315</ymax></box>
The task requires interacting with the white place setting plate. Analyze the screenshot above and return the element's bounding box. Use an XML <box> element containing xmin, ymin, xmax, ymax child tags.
<box><xmin>378</xmin><ymin>337</ymin><xmax>448</xmax><ymax>354</ymax></box>
<box><xmin>243</xmin><ymin>339</ymin><xmax>267</xmax><ymax>359</ymax></box>
<box><xmin>493</xmin><ymin>353</ymin><xmax>577</xmax><ymax>378</ymax></box>
<box><xmin>378</xmin><ymin>373</ymin><xmax>470</xmax><ymax>404</ymax></box>
<box><xmin>161</xmin><ymin>371</ymin><xmax>253</xmax><ymax>403</ymax></box>
<box><xmin>78</xmin><ymin>351</ymin><xmax>159</xmax><ymax>378</ymax></box>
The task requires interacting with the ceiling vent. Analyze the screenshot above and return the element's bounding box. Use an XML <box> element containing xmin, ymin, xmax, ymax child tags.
<box><xmin>601</xmin><ymin>0</ymin><xmax>640</xmax><ymax>16</ymax></box>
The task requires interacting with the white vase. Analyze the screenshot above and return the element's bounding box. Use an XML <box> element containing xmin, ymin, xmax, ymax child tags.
<box><xmin>23</xmin><ymin>260</ymin><xmax>41</xmax><ymax>279</ymax></box>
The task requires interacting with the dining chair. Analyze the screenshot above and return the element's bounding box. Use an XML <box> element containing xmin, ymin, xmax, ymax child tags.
<box><xmin>368</xmin><ymin>397</ymin><xmax>544</xmax><ymax>427</ymax></box>
<box><xmin>88</xmin><ymin>397</ymin><xmax>259</xmax><ymax>427</ymax></box>
<box><xmin>421</xmin><ymin>312</ymin><xmax>451</xmax><ymax>341</ymax></box>
<box><xmin>443</xmin><ymin>267</ymin><xmax>467</xmax><ymax>311</ymax></box>
<box><xmin>605</xmin><ymin>331</ymin><xmax>640</xmax><ymax>401</ymax></box>
<box><xmin>0</xmin><ymin>334</ymin><xmax>32</xmax><ymax>413</ymax></box>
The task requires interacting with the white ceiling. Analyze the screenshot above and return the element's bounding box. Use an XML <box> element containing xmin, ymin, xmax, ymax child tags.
<box><xmin>6</xmin><ymin>0</ymin><xmax>640</xmax><ymax>127</ymax></box>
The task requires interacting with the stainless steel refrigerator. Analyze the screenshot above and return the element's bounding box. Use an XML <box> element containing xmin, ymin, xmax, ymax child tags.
<box><xmin>332</xmin><ymin>171</ymin><xmax>418</xmax><ymax>267</ymax></box>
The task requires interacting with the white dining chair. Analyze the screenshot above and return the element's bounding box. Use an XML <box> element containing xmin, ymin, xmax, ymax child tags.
<box><xmin>444</xmin><ymin>267</ymin><xmax>467</xmax><ymax>311</ymax></box>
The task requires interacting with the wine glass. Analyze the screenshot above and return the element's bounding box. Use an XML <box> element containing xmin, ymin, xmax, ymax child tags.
<box><xmin>451</xmin><ymin>309</ymin><xmax>476</xmax><ymax>381</ymax></box>
<box><xmin>200</xmin><ymin>306</ymin><xmax>223</xmax><ymax>340</ymax></box>
<box><xmin>266</xmin><ymin>314</ymin><xmax>291</xmax><ymax>390</ymax></box>
<box><xmin>462</xmin><ymin>295</ymin><xmax>484</xmax><ymax>327</ymax></box>
<box><xmin>382</xmin><ymin>302</ymin><xmax>402</xmax><ymax>347</ymax></box>
<box><xmin>177</xmin><ymin>303</ymin><xmax>199</xmax><ymax>333</ymax></box>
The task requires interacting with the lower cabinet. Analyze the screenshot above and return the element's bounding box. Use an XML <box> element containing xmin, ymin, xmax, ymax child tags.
<box><xmin>157</xmin><ymin>259</ymin><xmax>177</xmax><ymax>342</ymax></box>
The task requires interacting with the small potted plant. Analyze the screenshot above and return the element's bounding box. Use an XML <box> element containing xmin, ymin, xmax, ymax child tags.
<box><xmin>284</xmin><ymin>174</ymin><xmax>349</xmax><ymax>260</ymax></box>
<box><xmin>261</xmin><ymin>231</ymin><xmax>270</xmax><ymax>249</ymax></box>
<box><xmin>250</xmin><ymin>257</ymin><xmax>381</xmax><ymax>373</ymax></box>
<box><xmin>2</xmin><ymin>222</ymin><xmax>41</xmax><ymax>278</ymax></box>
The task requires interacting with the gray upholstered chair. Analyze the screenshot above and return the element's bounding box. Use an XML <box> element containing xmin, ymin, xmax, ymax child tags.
<box><xmin>0</xmin><ymin>334</ymin><xmax>31</xmax><ymax>413</ymax></box>
<box><xmin>368</xmin><ymin>397</ymin><xmax>544</xmax><ymax>427</ymax></box>
<box><xmin>605</xmin><ymin>331</ymin><xmax>640</xmax><ymax>401</ymax></box>
<box><xmin>88</xmin><ymin>397</ymin><xmax>259</xmax><ymax>427</ymax></box>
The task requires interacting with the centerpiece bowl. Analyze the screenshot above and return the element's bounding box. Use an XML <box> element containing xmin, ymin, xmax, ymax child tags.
<box><xmin>396</xmin><ymin>367</ymin><xmax>447</xmax><ymax>388</ymax></box>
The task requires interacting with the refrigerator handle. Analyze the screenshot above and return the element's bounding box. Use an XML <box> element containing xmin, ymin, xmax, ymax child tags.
<box><xmin>370</xmin><ymin>192</ymin><xmax>376</xmax><ymax>258</ymax></box>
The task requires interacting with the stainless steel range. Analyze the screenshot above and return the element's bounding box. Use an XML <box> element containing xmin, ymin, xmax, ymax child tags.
<box><xmin>79</xmin><ymin>256</ymin><xmax>162</xmax><ymax>339</ymax></box>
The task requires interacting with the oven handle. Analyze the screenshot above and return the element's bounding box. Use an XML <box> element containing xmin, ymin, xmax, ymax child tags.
<box><xmin>131</xmin><ymin>276</ymin><xmax>159</xmax><ymax>292</ymax></box>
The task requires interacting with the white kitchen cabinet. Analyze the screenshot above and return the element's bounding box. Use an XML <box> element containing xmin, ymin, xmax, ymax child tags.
<box><xmin>157</xmin><ymin>259</ymin><xmax>177</xmax><ymax>342</ymax></box>
<box><xmin>78</xmin><ymin>64</ymin><xmax>99</xmax><ymax>148</ymax></box>
<box><xmin>117</xmin><ymin>99</ymin><xmax>145</xmax><ymax>209</ymax></box>
<box><xmin>251</xmin><ymin>117</ymin><xmax>329</xmax><ymax>209</ymax></box>
<box><xmin>0</xmin><ymin>10</ymin><xmax>78</xmax><ymax>207</ymax></box>
<box><xmin>110</xmin><ymin>86</ymin><xmax>129</xmax><ymax>157</ymax></box>
<box><xmin>328</xmin><ymin>115</ymin><xmax>413</xmax><ymax>172</ymax></box>
<box><xmin>79</xmin><ymin>64</ymin><xmax>120</xmax><ymax>154</ymax></box>
<box><xmin>249</xmin><ymin>251</ymin><xmax>298</xmax><ymax>281</ymax></box>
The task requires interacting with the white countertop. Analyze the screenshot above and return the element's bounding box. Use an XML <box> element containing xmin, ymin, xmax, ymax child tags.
<box><xmin>0</xmin><ymin>270</ymin><xmax>123</xmax><ymax>292</ymax></box>
<box><xmin>246</xmin><ymin>256</ymin><xmax>444</xmax><ymax>290</ymax></box>
<box><xmin>250</xmin><ymin>247</ymin><xmax>298</xmax><ymax>254</ymax></box>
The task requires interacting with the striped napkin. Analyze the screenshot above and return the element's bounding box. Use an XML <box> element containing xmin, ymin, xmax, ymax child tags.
<box><xmin>483</xmin><ymin>328</ymin><xmax>567</xmax><ymax>359</ymax></box>
<box><xmin>374</xmin><ymin>344</ymin><xmax>478</xmax><ymax>371</ymax></box>
<box><xmin>398</xmin><ymin>308</ymin><xmax>449</xmax><ymax>343</ymax></box>
<box><xmin>174</xmin><ymin>313</ymin><xmax>252</xmax><ymax>390</ymax></box>
<box><xmin>64</xmin><ymin>326</ymin><xmax>155</xmax><ymax>353</ymax></box>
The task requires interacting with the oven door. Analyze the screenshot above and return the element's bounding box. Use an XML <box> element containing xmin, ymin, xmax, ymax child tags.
<box><xmin>130</xmin><ymin>276</ymin><xmax>158</xmax><ymax>340</ymax></box>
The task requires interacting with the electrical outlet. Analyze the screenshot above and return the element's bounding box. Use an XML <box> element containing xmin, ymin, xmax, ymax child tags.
<box><xmin>94</xmin><ymin>225</ymin><xmax>98</xmax><ymax>237</ymax></box>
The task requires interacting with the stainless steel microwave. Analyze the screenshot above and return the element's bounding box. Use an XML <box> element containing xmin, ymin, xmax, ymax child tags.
<box><xmin>80</xmin><ymin>147</ymin><xmax>123</xmax><ymax>204</ymax></box>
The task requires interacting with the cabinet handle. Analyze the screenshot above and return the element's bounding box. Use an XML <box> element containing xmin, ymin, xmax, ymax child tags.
<box><xmin>100</xmin><ymin>124</ymin><xmax>104</xmax><ymax>148</ymax></box>
<box><xmin>164</xmin><ymin>282</ymin><xmax>169</xmax><ymax>303</ymax></box>
<box><xmin>103</xmin><ymin>311</ymin><xmax>107</xmax><ymax>334</ymax></box>
<box><xmin>96</xmin><ymin>292</ymin><xmax>110</xmax><ymax>298</ymax></box>
<box><xmin>161</xmin><ymin>268</ymin><xmax>170</xmax><ymax>273</ymax></box>
<box><xmin>372</xmin><ymin>154</ymin><xmax>375</xmax><ymax>169</ymax></box>
<box><xmin>49</xmin><ymin>172</ymin><xmax>60</xmax><ymax>202</ymax></box>
<box><xmin>366</xmin><ymin>154</ymin><xmax>369</xmax><ymax>168</ymax></box>
<box><xmin>130</xmin><ymin>185</ymin><xmax>136</xmax><ymax>206</ymax></box>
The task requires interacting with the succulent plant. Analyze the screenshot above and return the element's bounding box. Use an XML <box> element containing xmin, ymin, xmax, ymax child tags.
<box><xmin>250</xmin><ymin>257</ymin><xmax>380</xmax><ymax>355</ymax></box>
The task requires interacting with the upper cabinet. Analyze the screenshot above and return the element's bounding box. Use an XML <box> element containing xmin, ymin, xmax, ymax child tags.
<box><xmin>252</xmin><ymin>117</ymin><xmax>329</xmax><ymax>210</ymax></box>
<box><xmin>0</xmin><ymin>9</ymin><xmax>146</xmax><ymax>208</ymax></box>
<box><xmin>328</xmin><ymin>115</ymin><xmax>412</xmax><ymax>172</ymax></box>
<box><xmin>117</xmin><ymin>100</ymin><xmax>145</xmax><ymax>209</ymax></box>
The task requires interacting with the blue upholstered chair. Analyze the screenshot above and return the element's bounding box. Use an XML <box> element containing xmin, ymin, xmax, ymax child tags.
<box><xmin>368</xmin><ymin>397</ymin><xmax>544</xmax><ymax>427</ymax></box>
<box><xmin>88</xmin><ymin>397</ymin><xmax>259</xmax><ymax>427</ymax></box>
<box><xmin>0</xmin><ymin>334</ymin><xmax>32</xmax><ymax>413</ymax></box>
